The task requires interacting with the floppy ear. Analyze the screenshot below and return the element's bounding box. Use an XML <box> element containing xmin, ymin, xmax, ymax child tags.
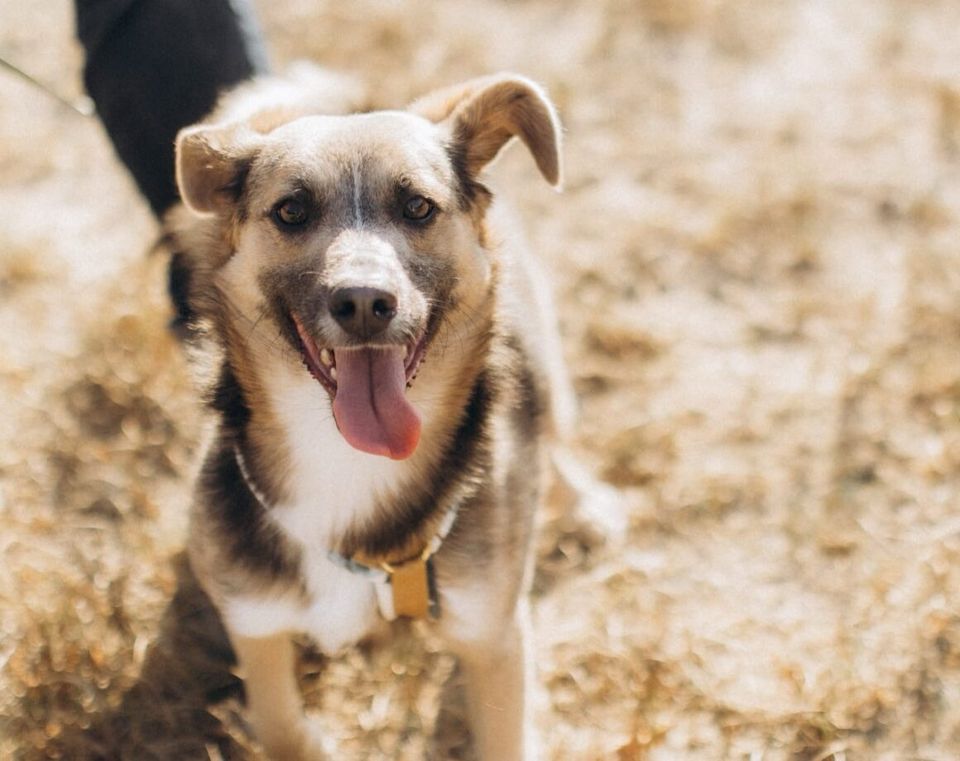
<box><xmin>175</xmin><ymin>123</ymin><xmax>260</xmax><ymax>214</ymax></box>
<box><xmin>411</xmin><ymin>73</ymin><xmax>563</xmax><ymax>189</ymax></box>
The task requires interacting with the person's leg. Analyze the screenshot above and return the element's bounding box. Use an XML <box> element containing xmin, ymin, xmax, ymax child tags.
<box><xmin>75</xmin><ymin>0</ymin><xmax>269</xmax><ymax>331</ymax></box>
<box><xmin>75</xmin><ymin>0</ymin><xmax>269</xmax><ymax>217</ymax></box>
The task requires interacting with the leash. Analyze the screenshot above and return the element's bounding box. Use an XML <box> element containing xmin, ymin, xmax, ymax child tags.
<box><xmin>234</xmin><ymin>444</ymin><xmax>461</xmax><ymax>621</ymax></box>
<box><xmin>0</xmin><ymin>54</ymin><xmax>94</xmax><ymax>117</ymax></box>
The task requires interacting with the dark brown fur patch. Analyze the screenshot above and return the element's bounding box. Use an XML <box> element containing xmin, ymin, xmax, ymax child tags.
<box><xmin>209</xmin><ymin>361</ymin><xmax>252</xmax><ymax>433</ymax></box>
<box><xmin>223</xmin><ymin>156</ymin><xmax>253</xmax><ymax>220</ymax></box>
<box><xmin>445</xmin><ymin>135</ymin><xmax>493</xmax><ymax>213</ymax></box>
<box><xmin>340</xmin><ymin>368</ymin><xmax>496</xmax><ymax>561</ymax></box>
<box><xmin>439</xmin><ymin>334</ymin><xmax>545</xmax><ymax>581</ymax></box>
<box><xmin>200</xmin><ymin>437</ymin><xmax>302</xmax><ymax>583</ymax></box>
<box><xmin>206</xmin><ymin>330</ymin><xmax>293</xmax><ymax>507</ymax></box>
<box><xmin>504</xmin><ymin>333</ymin><xmax>547</xmax><ymax>442</ymax></box>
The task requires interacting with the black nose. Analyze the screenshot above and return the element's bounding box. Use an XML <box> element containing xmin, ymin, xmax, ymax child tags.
<box><xmin>329</xmin><ymin>287</ymin><xmax>398</xmax><ymax>338</ymax></box>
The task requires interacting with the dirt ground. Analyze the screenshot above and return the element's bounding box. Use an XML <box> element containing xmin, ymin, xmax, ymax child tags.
<box><xmin>3</xmin><ymin>0</ymin><xmax>960</xmax><ymax>759</ymax></box>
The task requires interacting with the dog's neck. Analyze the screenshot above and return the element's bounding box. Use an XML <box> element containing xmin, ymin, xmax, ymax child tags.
<box><xmin>220</xmin><ymin>299</ymin><xmax>496</xmax><ymax>560</ymax></box>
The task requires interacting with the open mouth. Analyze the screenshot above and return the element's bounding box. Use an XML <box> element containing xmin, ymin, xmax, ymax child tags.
<box><xmin>292</xmin><ymin>314</ymin><xmax>427</xmax><ymax>460</ymax></box>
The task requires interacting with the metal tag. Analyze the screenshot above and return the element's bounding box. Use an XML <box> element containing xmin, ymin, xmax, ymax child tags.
<box><xmin>391</xmin><ymin>557</ymin><xmax>431</xmax><ymax>619</ymax></box>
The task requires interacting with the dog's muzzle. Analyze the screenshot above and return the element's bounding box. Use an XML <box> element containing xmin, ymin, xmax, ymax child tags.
<box><xmin>293</xmin><ymin>314</ymin><xmax>428</xmax><ymax>460</ymax></box>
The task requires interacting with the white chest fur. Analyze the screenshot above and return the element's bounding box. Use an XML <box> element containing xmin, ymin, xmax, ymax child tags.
<box><xmin>223</xmin><ymin>555</ymin><xmax>380</xmax><ymax>654</ymax></box>
<box><xmin>222</xmin><ymin>363</ymin><xmax>441</xmax><ymax>652</ymax></box>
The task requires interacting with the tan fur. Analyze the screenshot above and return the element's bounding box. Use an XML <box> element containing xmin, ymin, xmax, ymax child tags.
<box><xmin>231</xmin><ymin>634</ymin><xmax>312</xmax><ymax>761</ymax></box>
<box><xmin>169</xmin><ymin>68</ymin><xmax>566</xmax><ymax>761</ymax></box>
<box><xmin>410</xmin><ymin>73</ymin><xmax>563</xmax><ymax>188</ymax></box>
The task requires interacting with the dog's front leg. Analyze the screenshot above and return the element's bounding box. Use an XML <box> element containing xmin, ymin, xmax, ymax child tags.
<box><xmin>447</xmin><ymin>601</ymin><xmax>537</xmax><ymax>761</ymax></box>
<box><xmin>232</xmin><ymin>632</ymin><xmax>323</xmax><ymax>761</ymax></box>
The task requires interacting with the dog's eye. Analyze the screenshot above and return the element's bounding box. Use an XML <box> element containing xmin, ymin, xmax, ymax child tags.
<box><xmin>403</xmin><ymin>195</ymin><xmax>435</xmax><ymax>222</ymax></box>
<box><xmin>274</xmin><ymin>198</ymin><xmax>310</xmax><ymax>228</ymax></box>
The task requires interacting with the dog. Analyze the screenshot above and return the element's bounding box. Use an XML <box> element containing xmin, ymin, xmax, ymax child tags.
<box><xmin>167</xmin><ymin>67</ymin><xmax>573</xmax><ymax>760</ymax></box>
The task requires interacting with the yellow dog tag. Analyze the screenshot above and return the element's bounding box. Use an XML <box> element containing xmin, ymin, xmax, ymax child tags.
<box><xmin>391</xmin><ymin>557</ymin><xmax>431</xmax><ymax>619</ymax></box>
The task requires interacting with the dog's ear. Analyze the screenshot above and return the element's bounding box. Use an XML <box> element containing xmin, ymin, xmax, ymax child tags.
<box><xmin>175</xmin><ymin>123</ymin><xmax>261</xmax><ymax>214</ymax></box>
<box><xmin>411</xmin><ymin>74</ymin><xmax>563</xmax><ymax>189</ymax></box>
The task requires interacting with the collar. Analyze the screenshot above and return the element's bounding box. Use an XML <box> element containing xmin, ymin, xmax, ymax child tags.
<box><xmin>233</xmin><ymin>443</ymin><xmax>461</xmax><ymax>620</ymax></box>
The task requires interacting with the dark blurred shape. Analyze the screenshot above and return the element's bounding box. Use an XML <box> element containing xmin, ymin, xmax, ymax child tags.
<box><xmin>75</xmin><ymin>0</ymin><xmax>270</xmax><ymax>333</ymax></box>
<box><xmin>46</xmin><ymin>554</ymin><xmax>244</xmax><ymax>759</ymax></box>
<box><xmin>75</xmin><ymin>0</ymin><xmax>269</xmax><ymax>217</ymax></box>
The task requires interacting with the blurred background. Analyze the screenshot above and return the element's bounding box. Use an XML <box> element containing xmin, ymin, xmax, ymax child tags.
<box><xmin>3</xmin><ymin>1</ymin><xmax>960</xmax><ymax>759</ymax></box>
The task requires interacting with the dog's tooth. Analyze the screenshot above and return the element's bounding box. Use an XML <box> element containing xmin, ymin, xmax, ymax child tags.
<box><xmin>320</xmin><ymin>348</ymin><xmax>332</xmax><ymax>366</ymax></box>
<box><xmin>330</xmin><ymin>366</ymin><xmax>338</xmax><ymax>380</ymax></box>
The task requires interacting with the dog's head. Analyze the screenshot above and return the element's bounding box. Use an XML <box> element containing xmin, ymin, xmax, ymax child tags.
<box><xmin>175</xmin><ymin>73</ymin><xmax>561</xmax><ymax>460</ymax></box>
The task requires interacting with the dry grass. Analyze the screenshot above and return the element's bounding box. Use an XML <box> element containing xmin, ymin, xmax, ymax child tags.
<box><xmin>4</xmin><ymin>0</ymin><xmax>960</xmax><ymax>758</ymax></box>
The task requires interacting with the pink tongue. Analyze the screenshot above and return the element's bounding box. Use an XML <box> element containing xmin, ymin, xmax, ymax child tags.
<box><xmin>331</xmin><ymin>347</ymin><xmax>421</xmax><ymax>459</ymax></box>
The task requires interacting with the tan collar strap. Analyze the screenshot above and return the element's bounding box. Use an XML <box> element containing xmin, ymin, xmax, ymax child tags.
<box><xmin>234</xmin><ymin>444</ymin><xmax>460</xmax><ymax>621</ymax></box>
<box><xmin>331</xmin><ymin>496</ymin><xmax>461</xmax><ymax>620</ymax></box>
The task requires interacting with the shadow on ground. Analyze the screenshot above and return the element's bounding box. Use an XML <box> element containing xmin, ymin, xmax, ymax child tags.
<box><xmin>47</xmin><ymin>555</ymin><xmax>241</xmax><ymax>760</ymax></box>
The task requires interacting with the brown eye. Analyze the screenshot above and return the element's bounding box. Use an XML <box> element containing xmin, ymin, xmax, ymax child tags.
<box><xmin>403</xmin><ymin>195</ymin><xmax>435</xmax><ymax>222</ymax></box>
<box><xmin>274</xmin><ymin>198</ymin><xmax>309</xmax><ymax>228</ymax></box>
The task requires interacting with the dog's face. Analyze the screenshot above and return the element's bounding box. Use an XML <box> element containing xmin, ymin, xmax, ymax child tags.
<box><xmin>176</xmin><ymin>74</ymin><xmax>561</xmax><ymax>460</ymax></box>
